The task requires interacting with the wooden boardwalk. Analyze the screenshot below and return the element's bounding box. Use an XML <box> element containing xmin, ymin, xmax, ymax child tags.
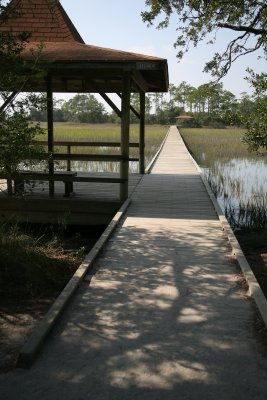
<box><xmin>1</xmin><ymin>126</ymin><xmax>267</xmax><ymax>399</ymax></box>
<box><xmin>0</xmin><ymin>173</ymin><xmax>142</xmax><ymax>225</ymax></box>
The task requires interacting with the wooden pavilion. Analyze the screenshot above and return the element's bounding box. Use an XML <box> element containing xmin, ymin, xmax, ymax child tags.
<box><xmin>175</xmin><ymin>112</ymin><xmax>195</xmax><ymax>128</ymax></box>
<box><xmin>0</xmin><ymin>0</ymin><xmax>168</xmax><ymax>225</ymax></box>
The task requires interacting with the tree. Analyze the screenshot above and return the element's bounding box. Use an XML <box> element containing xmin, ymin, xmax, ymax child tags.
<box><xmin>0</xmin><ymin>1</ymin><xmax>45</xmax><ymax>175</ymax></box>
<box><xmin>0</xmin><ymin>105</ymin><xmax>44</xmax><ymax>175</ymax></box>
<box><xmin>142</xmin><ymin>1</ymin><xmax>267</xmax><ymax>79</ymax></box>
<box><xmin>30</xmin><ymin>98</ymin><xmax>67</xmax><ymax>122</ymax></box>
<box><xmin>62</xmin><ymin>94</ymin><xmax>108</xmax><ymax>123</ymax></box>
<box><xmin>243</xmin><ymin>72</ymin><xmax>267</xmax><ymax>151</ymax></box>
<box><xmin>175</xmin><ymin>81</ymin><xmax>194</xmax><ymax>111</ymax></box>
<box><xmin>219</xmin><ymin>90</ymin><xmax>239</xmax><ymax>125</ymax></box>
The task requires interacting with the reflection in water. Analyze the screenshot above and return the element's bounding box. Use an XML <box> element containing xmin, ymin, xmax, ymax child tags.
<box><xmin>203</xmin><ymin>158</ymin><xmax>267</xmax><ymax>229</ymax></box>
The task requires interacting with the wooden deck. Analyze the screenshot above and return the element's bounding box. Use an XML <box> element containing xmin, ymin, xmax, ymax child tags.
<box><xmin>95</xmin><ymin>126</ymin><xmax>225</xmax><ymax>271</ymax></box>
<box><xmin>0</xmin><ymin>173</ymin><xmax>142</xmax><ymax>225</ymax></box>
<box><xmin>0</xmin><ymin>126</ymin><xmax>219</xmax><ymax>227</ymax></box>
<box><xmin>128</xmin><ymin>128</ymin><xmax>217</xmax><ymax>221</ymax></box>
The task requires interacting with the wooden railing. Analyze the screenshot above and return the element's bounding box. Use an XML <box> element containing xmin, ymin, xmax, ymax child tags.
<box><xmin>33</xmin><ymin>140</ymin><xmax>140</xmax><ymax>171</ymax></box>
<box><xmin>2</xmin><ymin>140</ymin><xmax>141</xmax><ymax>199</ymax></box>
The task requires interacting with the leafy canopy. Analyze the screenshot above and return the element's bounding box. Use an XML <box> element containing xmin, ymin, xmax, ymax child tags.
<box><xmin>243</xmin><ymin>71</ymin><xmax>267</xmax><ymax>152</ymax></box>
<box><xmin>142</xmin><ymin>0</ymin><xmax>267</xmax><ymax>79</ymax></box>
<box><xmin>0</xmin><ymin>0</ymin><xmax>45</xmax><ymax>175</ymax></box>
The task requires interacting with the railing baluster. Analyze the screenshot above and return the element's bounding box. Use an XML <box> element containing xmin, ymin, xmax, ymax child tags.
<box><xmin>67</xmin><ymin>145</ymin><xmax>71</xmax><ymax>171</ymax></box>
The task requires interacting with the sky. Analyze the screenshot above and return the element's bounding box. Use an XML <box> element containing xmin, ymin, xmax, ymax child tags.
<box><xmin>60</xmin><ymin>0</ymin><xmax>266</xmax><ymax>100</ymax></box>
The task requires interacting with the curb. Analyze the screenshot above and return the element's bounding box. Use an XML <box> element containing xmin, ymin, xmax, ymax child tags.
<box><xmin>178</xmin><ymin>128</ymin><xmax>267</xmax><ymax>328</ymax></box>
<box><xmin>17</xmin><ymin>197</ymin><xmax>132</xmax><ymax>368</ymax></box>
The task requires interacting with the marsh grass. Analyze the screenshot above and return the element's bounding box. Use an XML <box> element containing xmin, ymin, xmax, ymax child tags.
<box><xmin>181</xmin><ymin>128</ymin><xmax>267</xmax><ymax>230</ymax></box>
<box><xmin>180</xmin><ymin>128</ymin><xmax>253</xmax><ymax>167</ymax></box>
<box><xmin>36</xmin><ymin>123</ymin><xmax>167</xmax><ymax>172</ymax></box>
<box><xmin>206</xmin><ymin>170</ymin><xmax>267</xmax><ymax>229</ymax></box>
<box><xmin>225</xmin><ymin>198</ymin><xmax>267</xmax><ymax>230</ymax></box>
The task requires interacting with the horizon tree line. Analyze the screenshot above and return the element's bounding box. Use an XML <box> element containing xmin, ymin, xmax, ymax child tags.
<box><xmin>29</xmin><ymin>81</ymin><xmax>255</xmax><ymax>128</ymax></box>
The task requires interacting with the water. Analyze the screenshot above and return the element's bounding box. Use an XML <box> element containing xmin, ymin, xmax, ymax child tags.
<box><xmin>203</xmin><ymin>157</ymin><xmax>267</xmax><ymax>229</ymax></box>
<box><xmin>56</xmin><ymin>151</ymin><xmax>158</xmax><ymax>174</ymax></box>
<box><xmin>61</xmin><ymin>160</ymin><xmax>140</xmax><ymax>173</ymax></box>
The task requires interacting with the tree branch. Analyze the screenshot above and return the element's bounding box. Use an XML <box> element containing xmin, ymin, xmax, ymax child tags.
<box><xmin>0</xmin><ymin>91</ymin><xmax>17</xmax><ymax>115</ymax></box>
<box><xmin>217</xmin><ymin>23</ymin><xmax>267</xmax><ymax>35</ymax></box>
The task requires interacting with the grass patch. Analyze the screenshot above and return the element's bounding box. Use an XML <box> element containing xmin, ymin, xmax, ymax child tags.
<box><xmin>37</xmin><ymin>122</ymin><xmax>167</xmax><ymax>141</ymax></box>
<box><xmin>0</xmin><ymin>223</ymin><xmax>97</xmax><ymax>300</ymax></box>
<box><xmin>0</xmin><ymin>221</ymin><xmax>104</xmax><ymax>372</ymax></box>
<box><xmin>180</xmin><ymin>127</ymin><xmax>253</xmax><ymax>167</ymax></box>
<box><xmin>36</xmin><ymin>123</ymin><xmax>168</xmax><ymax>169</ymax></box>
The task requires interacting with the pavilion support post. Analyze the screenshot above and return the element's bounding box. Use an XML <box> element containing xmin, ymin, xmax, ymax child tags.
<box><xmin>120</xmin><ymin>72</ymin><xmax>131</xmax><ymax>201</ymax></box>
<box><xmin>46</xmin><ymin>75</ymin><xmax>54</xmax><ymax>197</ymax></box>
<box><xmin>139</xmin><ymin>91</ymin><xmax>145</xmax><ymax>174</ymax></box>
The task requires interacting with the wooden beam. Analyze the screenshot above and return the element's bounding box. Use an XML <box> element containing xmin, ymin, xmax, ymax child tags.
<box><xmin>0</xmin><ymin>91</ymin><xmax>18</xmax><ymax>115</ymax></box>
<box><xmin>52</xmin><ymin>153</ymin><xmax>137</xmax><ymax>162</ymax></box>
<box><xmin>120</xmin><ymin>72</ymin><xmax>131</xmax><ymax>201</ymax></box>
<box><xmin>132</xmin><ymin>71</ymin><xmax>149</xmax><ymax>92</ymax></box>
<box><xmin>117</xmin><ymin>92</ymin><xmax>140</xmax><ymax>119</ymax></box>
<box><xmin>9</xmin><ymin>153</ymin><xmax>139</xmax><ymax>162</ymax></box>
<box><xmin>46</xmin><ymin>75</ymin><xmax>54</xmax><ymax>197</ymax></box>
<box><xmin>99</xmin><ymin>92</ymin><xmax>122</xmax><ymax>118</ymax></box>
<box><xmin>32</xmin><ymin>140</ymin><xmax>139</xmax><ymax>148</ymax></box>
<box><xmin>139</xmin><ymin>91</ymin><xmax>145</xmax><ymax>174</ymax></box>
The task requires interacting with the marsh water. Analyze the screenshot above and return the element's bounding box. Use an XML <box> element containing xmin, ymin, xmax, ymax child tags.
<box><xmin>202</xmin><ymin>157</ymin><xmax>267</xmax><ymax>229</ymax></box>
<box><xmin>180</xmin><ymin>129</ymin><xmax>267</xmax><ymax>230</ymax></box>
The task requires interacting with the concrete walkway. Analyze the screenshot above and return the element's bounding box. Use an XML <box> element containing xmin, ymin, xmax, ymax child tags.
<box><xmin>1</xmin><ymin>127</ymin><xmax>267</xmax><ymax>399</ymax></box>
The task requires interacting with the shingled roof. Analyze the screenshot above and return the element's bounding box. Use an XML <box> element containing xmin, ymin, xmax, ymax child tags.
<box><xmin>0</xmin><ymin>0</ymin><xmax>169</xmax><ymax>92</ymax></box>
<box><xmin>1</xmin><ymin>0</ymin><xmax>84</xmax><ymax>43</ymax></box>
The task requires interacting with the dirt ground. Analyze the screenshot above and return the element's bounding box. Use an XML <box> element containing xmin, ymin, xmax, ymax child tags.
<box><xmin>0</xmin><ymin>224</ymin><xmax>105</xmax><ymax>373</ymax></box>
<box><xmin>0</xmin><ymin>229</ymin><xmax>266</xmax><ymax>373</ymax></box>
<box><xmin>0</xmin><ymin>297</ymin><xmax>55</xmax><ymax>372</ymax></box>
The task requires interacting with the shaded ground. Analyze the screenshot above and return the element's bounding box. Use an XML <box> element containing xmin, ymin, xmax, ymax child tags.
<box><xmin>0</xmin><ymin>225</ymin><xmax>104</xmax><ymax>373</ymax></box>
<box><xmin>0</xmin><ymin>298</ymin><xmax>55</xmax><ymax>372</ymax></box>
<box><xmin>1</xmin><ymin>226</ymin><xmax>266</xmax><ymax>374</ymax></box>
<box><xmin>235</xmin><ymin>230</ymin><xmax>267</xmax><ymax>299</ymax></box>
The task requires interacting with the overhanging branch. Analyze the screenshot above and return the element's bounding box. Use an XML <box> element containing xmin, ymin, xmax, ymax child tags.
<box><xmin>217</xmin><ymin>23</ymin><xmax>267</xmax><ymax>35</ymax></box>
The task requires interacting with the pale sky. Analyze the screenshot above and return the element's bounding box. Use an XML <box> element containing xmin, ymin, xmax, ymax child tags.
<box><xmin>60</xmin><ymin>0</ymin><xmax>266</xmax><ymax>99</ymax></box>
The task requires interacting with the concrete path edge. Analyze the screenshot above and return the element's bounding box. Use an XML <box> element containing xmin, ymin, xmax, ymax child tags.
<box><xmin>17</xmin><ymin>197</ymin><xmax>132</xmax><ymax>369</ymax></box>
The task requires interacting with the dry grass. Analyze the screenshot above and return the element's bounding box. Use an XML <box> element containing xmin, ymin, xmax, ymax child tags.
<box><xmin>0</xmin><ymin>223</ymin><xmax>88</xmax><ymax>299</ymax></box>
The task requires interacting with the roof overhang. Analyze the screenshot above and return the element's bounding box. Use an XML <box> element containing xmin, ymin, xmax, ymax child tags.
<box><xmin>20</xmin><ymin>42</ymin><xmax>169</xmax><ymax>93</ymax></box>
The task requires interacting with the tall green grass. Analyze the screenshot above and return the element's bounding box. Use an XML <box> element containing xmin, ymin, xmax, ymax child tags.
<box><xmin>180</xmin><ymin>128</ymin><xmax>253</xmax><ymax>167</ymax></box>
<box><xmin>38</xmin><ymin>122</ymin><xmax>166</xmax><ymax>142</ymax></box>
<box><xmin>37</xmin><ymin>123</ymin><xmax>168</xmax><ymax>171</ymax></box>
